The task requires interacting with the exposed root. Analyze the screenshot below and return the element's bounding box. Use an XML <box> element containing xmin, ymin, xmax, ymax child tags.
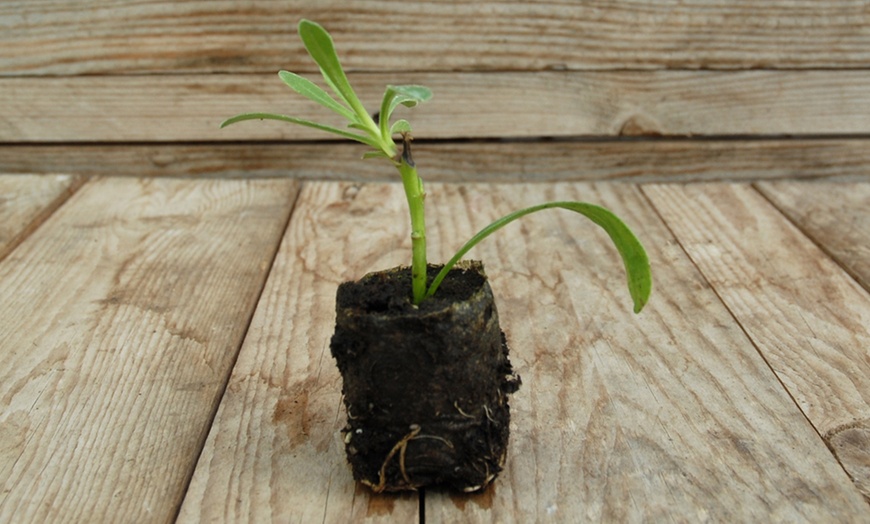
<box><xmin>483</xmin><ymin>404</ymin><xmax>497</xmax><ymax>424</ymax></box>
<box><xmin>454</xmin><ymin>401</ymin><xmax>474</xmax><ymax>419</ymax></box>
<box><xmin>463</xmin><ymin>462</ymin><xmax>495</xmax><ymax>492</ymax></box>
<box><xmin>371</xmin><ymin>425</ymin><xmax>422</xmax><ymax>493</ymax></box>
<box><xmin>412</xmin><ymin>434</ymin><xmax>455</xmax><ymax>449</ymax></box>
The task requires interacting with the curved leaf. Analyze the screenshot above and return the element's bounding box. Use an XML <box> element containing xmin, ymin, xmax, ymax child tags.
<box><xmin>278</xmin><ymin>70</ymin><xmax>355</xmax><ymax>120</ymax></box>
<box><xmin>220</xmin><ymin>112</ymin><xmax>380</xmax><ymax>148</ymax></box>
<box><xmin>390</xmin><ymin>119</ymin><xmax>411</xmax><ymax>135</ymax></box>
<box><xmin>426</xmin><ymin>202</ymin><xmax>652</xmax><ymax>313</ymax></box>
<box><xmin>379</xmin><ymin>85</ymin><xmax>432</xmax><ymax>136</ymax></box>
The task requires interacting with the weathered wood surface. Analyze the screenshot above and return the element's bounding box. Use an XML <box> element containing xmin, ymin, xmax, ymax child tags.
<box><xmin>178</xmin><ymin>182</ymin><xmax>420</xmax><ymax>523</ymax></box>
<box><xmin>3</xmin><ymin>3</ymin><xmax>866</xmax><ymax>188</ymax></box>
<box><xmin>0</xmin><ymin>177</ymin><xmax>298</xmax><ymax>522</ymax></box>
<box><xmin>4</xmin><ymin>71</ymin><xmax>870</xmax><ymax>142</ymax></box>
<box><xmin>421</xmin><ymin>182</ymin><xmax>868</xmax><ymax>521</ymax></box>
<box><xmin>0</xmin><ymin>174</ymin><xmax>81</xmax><ymax>261</ymax></box>
<box><xmin>179</xmin><ymin>180</ymin><xmax>869</xmax><ymax>522</ymax></box>
<box><xmin>2</xmin><ymin>176</ymin><xmax>870</xmax><ymax>520</ymax></box>
<box><xmin>2</xmin><ymin>1</ymin><xmax>869</xmax><ymax>74</ymax></box>
<box><xmin>3</xmin><ymin>140</ymin><xmax>870</xmax><ymax>182</ymax></box>
<box><xmin>754</xmin><ymin>181</ymin><xmax>870</xmax><ymax>502</ymax></box>
<box><xmin>643</xmin><ymin>183</ymin><xmax>870</xmax><ymax>502</ymax></box>
<box><xmin>757</xmin><ymin>181</ymin><xmax>870</xmax><ymax>294</ymax></box>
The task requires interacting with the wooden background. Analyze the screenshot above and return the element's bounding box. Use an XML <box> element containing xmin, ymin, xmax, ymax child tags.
<box><xmin>2</xmin><ymin>2</ymin><xmax>870</xmax><ymax>523</ymax></box>
<box><xmin>1</xmin><ymin>0</ymin><xmax>869</xmax><ymax>181</ymax></box>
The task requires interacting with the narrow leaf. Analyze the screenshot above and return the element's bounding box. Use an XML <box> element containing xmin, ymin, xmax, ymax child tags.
<box><xmin>347</xmin><ymin>122</ymin><xmax>385</xmax><ymax>145</ymax></box>
<box><xmin>298</xmin><ymin>20</ymin><xmax>369</xmax><ymax>121</ymax></box>
<box><xmin>319</xmin><ymin>68</ymin><xmax>349</xmax><ymax>106</ymax></box>
<box><xmin>427</xmin><ymin>202</ymin><xmax>652</xmax><ymax>313</ymax></box>
<box><xmin>278</xmin><ymin>70</ymin><xmax>355</xmax><ymax>120</ymax></box>
<box><xmin>220</xmin><ymin>112</ymin><xmax>380</xmax><ymax>148</ymax></box>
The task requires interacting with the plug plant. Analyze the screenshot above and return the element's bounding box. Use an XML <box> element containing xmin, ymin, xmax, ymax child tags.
<box><xmin>222</xmin><ymin>19</ymin><xmax>651</xmax><ymax>312</ymax></box>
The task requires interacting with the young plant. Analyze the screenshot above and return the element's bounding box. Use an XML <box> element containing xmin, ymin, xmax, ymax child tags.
<box><xmin>222</xmin><ymin>19</ymin><xmax>652</xmax><ymax>312</ymax></box>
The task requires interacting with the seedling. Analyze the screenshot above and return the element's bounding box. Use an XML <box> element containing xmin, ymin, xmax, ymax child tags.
<box><xmin>222</xmin><ymin>19</ymin><xmax>651</xmax><ymax>312</ymax></box>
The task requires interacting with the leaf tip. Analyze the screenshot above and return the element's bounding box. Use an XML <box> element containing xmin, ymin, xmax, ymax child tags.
<box><xmin>632</xmin><ymin>298</ymin><xmax>647</xmax><ymax>314</ymax></box>
<box><xmin>631</xmin><ymin>276</ymin><xmax>652</xmax><ymax>314</ymax></box>
<box><xmin>297</xmin><ymin>18</ymin><xmax>317</xmax><ymax>31</ymax></box>
<box><xmin>298</xmin><ymin>19</ymin><xmax>329</xmax><ymax>42</ymax></box>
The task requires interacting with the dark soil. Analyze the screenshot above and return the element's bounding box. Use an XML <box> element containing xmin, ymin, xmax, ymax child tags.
<box><xmin>330</xmin><ymin>262</ymin><xmax>521</xmax><ymax>492</ymax></box>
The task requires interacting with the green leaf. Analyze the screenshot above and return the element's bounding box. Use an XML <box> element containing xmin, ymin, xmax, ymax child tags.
<box><xmin>379</xmin><ymin>85</ymin><xmax>433</xmax><ymax>137</ymax></box>
<box><xmin>220</xmin><ymin>112</ymin><xmax>380</xmax><ymax>148</ymax></box>
<box><xmin>347</xmin><ymin>122</ymin><xmax>386</xmax><ymax>146</ymax></box>
<box><xmin>426</xmin><ymin>202</ymin><xmax>652</xmax><ymax>313</ymax></box>
<box><xmin>297</xmin><ymin>20</ymin><xmax>369</xmax><ymax>122</ymax></box>
<box><xmin>389</xmin><ymin>119</ymin><xmax>411</xmax><ymax>135</ymax></box>
<box><xmin>319</xmin><ymin>69</ymin><xmax>349</xmax><ymax>106</ymax></box>
<box><xmin>278</xmin><ymin>70</ymin><xmax>355</xmax><ymax>120</ymax></box>
<box><xmin>389</xmin><ymin>85</ymin><xmax>432</xmax><ymax>111</ymax></box>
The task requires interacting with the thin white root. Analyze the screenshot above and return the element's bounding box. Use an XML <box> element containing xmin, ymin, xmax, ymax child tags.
<box><xmin>454</xmin><ymin>401</ymin><xmax>475</xmax><ymax>419</ymax></box>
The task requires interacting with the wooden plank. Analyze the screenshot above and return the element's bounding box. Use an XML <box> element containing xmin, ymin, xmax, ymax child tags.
<box><xmin>422</xmin><ymin>182</ymin><xmax>868</xmax><ymax>521</ymax></box>
<box><xmin>0</xmin><ymin>174</ymin><xmax>81</xmax><ymax>261</ymax></box>
<box><xmin>177</xmin><ymin>182</ymin><xmax>419</xmax><ymax>523</ymax></box>
<box><xmin>3</xmin><ymin>139</ymin><xmax>870</xmax><ymax>182</ymax></box>
<box><xmin>182</xmin><ymin>180</ymin><xmax>868</xmax><ymax>520</ymax></box>
<box><xmin>2</xmin><ymin>1</ymin><xmax>869</xmax><ymax>74</ymax></box>
<box><xmin>756</xmin><ymin>181</ymin><xmax>870</xmax><ymax>294</ymax></box>
<box><xmin>643</xmin><ymin>183</ymin><xmax>870</xmax><ymax>501</ymax></box>
<box><xmin>3</xmin><ymin>71</ymin><xmax>870</xmax><ymax>142</ymax></box>
<box><xmin>0</xmin><ymin>177</ymin><xmax>299</xmax><ymax>522</ymax></box>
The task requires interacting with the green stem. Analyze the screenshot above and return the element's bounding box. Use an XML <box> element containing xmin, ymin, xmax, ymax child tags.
<box><xmin>396</xmin><ymin>135</ymin><xmax>427</xmax><ymax>304</ymax></box>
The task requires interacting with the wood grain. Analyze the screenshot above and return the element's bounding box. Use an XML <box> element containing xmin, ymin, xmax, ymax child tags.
<box><xmin>184</xmin><ymin>180</ymin><xmax>870</xmax><ymax>520</ymax></box>
<box><xmin>4</xmin><ymin>71</ymin><xmax>870</xmax><ymax>142</ymax></box>
<box><xmin>0</xmin><ymin>177</ymin><xmax>298</xmax><ymax>522</ymax></box>
<box><xmin>177</xmin><ymin>182</ymin><xmax>420</xmax><ymax>523</ymax></box>
<box><xmin>421</xmin><ymin>182</ymin><xmax>868</xmax><ymax>520</ymax></box>
<box><xmin>643</xmin><ymin>183</ymin><xmax>870</xmax><ymax>501</ymax></box>
<box><xmin>2</xmin><ymin>1</ymin><xmax>869</xmax><ymax>74</ymax></box>
<box><xmin>3</xmin><ymin>139</ymin><xmax>870</xmax><ymax>182</ymax></box>
<box><xmin>0</xmin><ymin>174</ymin><xmax>82</xmax><ymax>261</ymax></box>
<box><xmin>756</xmin><ymin>181</ymin><xmax>870</xmax><ymax>294</ymax></box>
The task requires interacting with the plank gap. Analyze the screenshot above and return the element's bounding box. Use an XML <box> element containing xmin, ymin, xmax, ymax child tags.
<box><xmin>0</xmin><ymin>174</ymin><xmax>87</xmax><ymax>262</ymax></box>
<box><xmin>0</xmin><ymin>177</ymin><xmax>302</xmax><ymax>521</ymax></box>
<box><xmin>169</xmin><ymin>179</ymin><xmax>303</xmax><ymax>523</ymax></box>
<box><xmin>9</xmin><ymin>134</ymin><xmax>870</xmax><ymax>147</ymax></box>
<box><xmin>639</xmin><ymin>182</ymin><xmax>817</xmax><ymax>417</ymax></box>
<box><xmin>642</xmin><ymin>182</ymin><xmax>870</xmax><ymax>503</ymax></box>
<box><xmin>641</xmin><ymin>183</ymin><xmax>860</xmax><ymax>493</ymax></box>
<box><xmin>418</xmin><ymin>490</ymin><xmax>425</xmax><ymax>524</ymax></box>
<box><xmin>656</xmin><ymin>184</ymin><xmax>870</xmax><ymax>492</ymax></box>
<box><xmin>753</xmin><ymin>181</ymin><xmax>870</xmax><ymax>299</ymax></box>
<box><xmin>4</xmin><ymin>139</ymin><xmax>870</xmax><ymax>182</ymax></box>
